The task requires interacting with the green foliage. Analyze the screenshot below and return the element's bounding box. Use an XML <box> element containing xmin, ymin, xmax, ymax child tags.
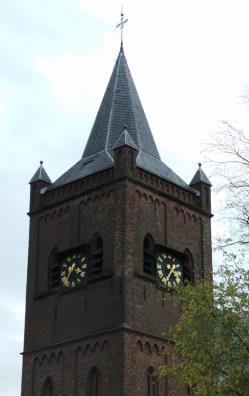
<box><xmin>159</xmin><ymin>259</ymin><xmax>249</xmax><ymax>395</ymax></box>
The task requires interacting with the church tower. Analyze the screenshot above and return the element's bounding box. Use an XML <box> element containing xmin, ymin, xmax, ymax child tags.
<box><xmin>21</xmin><ymin>45</ymin><xmax>212</xmax><ymax>396</ymax></box>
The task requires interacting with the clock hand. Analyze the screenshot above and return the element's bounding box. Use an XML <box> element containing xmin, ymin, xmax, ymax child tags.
<box><xmin>164</xmin><ymin>264</ymin><xmax>176</xmax><ymax>283</ymax></box>
<box><xmin>66</xmin><ymin>263</ymin><xmax>76</xmax><ymax>280</ymax></box>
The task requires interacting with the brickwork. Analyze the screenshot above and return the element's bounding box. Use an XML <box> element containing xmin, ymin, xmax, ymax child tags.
<box><xmin>21</xmin><ymin>145</ymin><xmax>212</xmax><ymax>395</ymax></box>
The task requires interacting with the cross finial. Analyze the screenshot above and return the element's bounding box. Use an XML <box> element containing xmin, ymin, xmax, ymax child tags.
<box><xmin>116</xmin><ymin>6</ymin><xmax>128</xmax><ymax>50</ymax></box>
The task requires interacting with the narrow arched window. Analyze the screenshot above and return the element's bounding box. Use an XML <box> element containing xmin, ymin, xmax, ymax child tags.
<box><xmin>147</xmin><ymin>367</ymin><xmax>158</xmax><ymax>396</ymax></box>
<box><xmin>48</xmin><ymin>248</ymin><xmax>60</xmax><ymax>289</ymax></box>
<box><xmin>183</xmin><ymin>250</ymin><xmax>195</xmax><ymax>285</ymax></box>
<box><xmin>89</xmin><ymin>236</ymin><xmax>103</xmax><ymax>277</ymax></box>
<box><xmin>41</xmin><ymin>377</ymin><xmax>54</xmax><ymax>396</ymax></box>
<box><xmin>87</xmin><ymin>367</ymin><xmax>100</xmax><ymax>396</ymax></box>
<box><xmin>143</xmin><ymin>235</ymin><xmax>155</xmax><ymax>276</ymax></box>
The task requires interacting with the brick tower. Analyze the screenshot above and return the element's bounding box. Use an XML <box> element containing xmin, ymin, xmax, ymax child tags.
<box><xmin>21</xmin><ymin>45</ymin><xmax>212</xmax><ymax>396</ymax></box>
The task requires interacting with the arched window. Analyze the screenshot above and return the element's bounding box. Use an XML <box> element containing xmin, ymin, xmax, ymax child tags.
<box><xmin>143</xmin><ymin>235</ymin><xmax>155</xmax><ymax>276</ymax></box>
<box><xmin>87</xmin><ymin>367</ymin><xmax>100</xmax><ymax>396</ymax></box>
<box><xmin>147</xmin><ymin>367</ymin><xmax>158</xmax><ymax>396</ymax></box>
<box><xmin>183</xmin><ymin>250</ymin><xmax>195</xmax><ymax>285</ymax></box>
<box><xmin>48</xmin><ymin>248</ymin><xmax>60</xmax><ymax>289</ymax></box>
<box><xmin>41</xmin><ymin>377</ymin><xmax>54</xmax><ymax>396</ymax></box>
<box><xmin>89</xmin><ymin>236</ymin><xmax>103</xmax><ymax>277</ymax></box>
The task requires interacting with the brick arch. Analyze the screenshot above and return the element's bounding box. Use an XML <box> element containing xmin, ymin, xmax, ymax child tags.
<box><xmin>93</xmin><ymin>342</ymin><xmax>101</xmax><ymax>353</ymax></box>
<box><xmin>40</xmin><ymin>354</ymin><xmax>49</xmax><ymax>367</ymax></box>
<box><xmin>84</xmin><ymin>344</ymin><xmax>91</xmax><ymax>356</ymax></box>
<box><xmin>57</xmin><ymin>350</ymin><xmax>64</xmax><ymax>364</ymax></box>
<box><xmin>136</xmin><ymin>339</ymin><xmax>143</xmax><ymax>352</ymax></box>
<box><xmin>48</xmin><ymin>352</ymin><xmax>56</xmax><ymax>365</ymax></box>
<box><xmin>135</xmin><ymin>189</ymin><xmax>142</xmax><ymax>199</ymax></box>
<box><xmin>75</xmin><ymin>346</ymin><xmax>84</xmax><ymax>360</ymax></box>
<box><xmin>153</xmin><ymin>343</ymin><xmax>160</xmax><ymax>355</ymax></box>
<box><xmin>142</xmin><ymin>192</ymin><xmax>148</xmax><ymax>202</ymax></box>
<box><xmin>186</xmin><ymin>211</ymin><xmax>191</xmax><ymax>222</ymax></box>
<box><xmin>144</xmin><ymin>341</ymin><xmax>152</xmax><ymax>354</ymax></box>
<box><xmin>102</xmin><ymin>340</ymin><xmax>110</xmax><ymax>352</ymax></box>
<box><xmin>148</xmin><ymin>195</ymin><xmax>154</xmax><ymax>205</ymax></box>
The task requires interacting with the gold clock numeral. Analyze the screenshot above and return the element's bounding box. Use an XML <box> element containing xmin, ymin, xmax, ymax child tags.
<box><xmin>61</xmin><ymin>271</ymin><xmax>66</xmax><ymax>276</ymax></box>
<box><xmin>157</xmin><ymin>264</ymin><xmax>162</xmax><ymax>270</ymax></box>
<box><xmin>67</xmin><ymin>256</ymin><xmax>71</xmax><ymax>262</ymax></box>
<box><xmin>71</xmin><ymin>282</ymin><xmax>76</xmax><ymax>287</ymax></box>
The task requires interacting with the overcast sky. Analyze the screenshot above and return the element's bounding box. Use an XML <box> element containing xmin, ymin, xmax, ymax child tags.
<box><xmin>2</xmin><ymin>1</ymin><xmax>249</xmax><ymax>394</ymax></box>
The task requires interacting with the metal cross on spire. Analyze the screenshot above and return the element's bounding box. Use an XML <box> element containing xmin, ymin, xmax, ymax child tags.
<box><xmin>116</xmin><ymin>7</ymin><xmax>128</xmax><ymax>49</ymax></box>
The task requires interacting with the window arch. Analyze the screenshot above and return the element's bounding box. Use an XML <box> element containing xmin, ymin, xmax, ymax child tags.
<box><xmin>143</xmin><ymin>234</ymin><xmax>155</xmax><ymax>276</ymax></box>
<box><xmin>89</xmin><ymin>236</ymin><xmax>103</xmax><ymax>277</ymax></box>
<box><xmin>48</xmin><ymin>247</ymin><xmax>60</xmax><ymax>289</ymax></box>
<box><xmin>147</xmin><ymin>367</ymin><xmax>158</xmax><ymax>396</ymax></box>
<box><xmin>41</xmin><ymin>377</ymin><xmax>54</xmax><ymax>396</ymax></box>
<box><xmin>87</xmin><ymin>367</ymin><xmax>101</xmax><ymax>396</ymax></box>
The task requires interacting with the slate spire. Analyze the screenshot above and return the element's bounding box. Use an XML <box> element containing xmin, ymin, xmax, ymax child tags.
<box><xmin>30</xmin><ymin>161</ymin><xmax>51</xmax><ymax>184</ymax></box>
<box><xmin>190</xmin><ymin>163</ymin><xmax>211</xmax><ymax>186</ymax></box>
<box><xmin>51</xmin><ymin>48</ymin><xmax>191</xmax><ymax>191</ymax></box>
<box><xmin>82</xmin><ymin>48</ymin><xmax>160</xmax><ymax>159</ymax></box>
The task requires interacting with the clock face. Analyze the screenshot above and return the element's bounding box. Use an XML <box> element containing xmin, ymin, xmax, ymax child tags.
<box><xmin>156</xmin><ymin>252</ymin><xmax>182</xmax><ymax>289</ymax></box>
<box><xmin>60</xmin><ymin>252</ymin><xmax>88</xmax><ymax>288</ymax></box>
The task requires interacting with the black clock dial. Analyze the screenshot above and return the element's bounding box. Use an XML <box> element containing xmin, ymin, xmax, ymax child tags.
<box><xmin>156</xmin><ymin>252</ymin><xmax>182</xmax><ymax>289</ymax></box>
<box><xmin>60</xmin><ymin>252</ymin><xmax>88</xmax><ymax>288</ymax></box>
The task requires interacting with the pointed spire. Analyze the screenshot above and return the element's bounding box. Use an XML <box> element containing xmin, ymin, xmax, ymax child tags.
<box><xmin>30</xmin><ymin>161</ymin><xmax>52</xmax><ymax>184</ymax></box>
<box><xmin>190</xmin><ymin>163</ymin><xmax>211</xmax><ymax>186</ymax></box>
<box><xmin>50</xmin><ymin>48</ymin><xmax>192</xmax><ymax>191</ymax></box>
<box><xmin>83</xmin><ymin>48</ymin><xmax>160</xmax><ymax>159</ymax></box>
<box><xmin>113</xmin><ymin>128</ymin><xmax>138</xmax><ymax>150</ymax></box>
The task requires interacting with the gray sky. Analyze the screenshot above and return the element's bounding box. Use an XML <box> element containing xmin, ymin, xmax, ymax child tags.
<box><xmin>2</xmin><ymin>1</ymin><xmax>249</xmax><ymax>394</ymax></box>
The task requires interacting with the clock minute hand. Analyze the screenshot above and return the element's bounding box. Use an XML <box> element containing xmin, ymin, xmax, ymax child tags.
<box><xmin>66</xmin><ymin>263</ymin><xmax>76</xmax><ymax>280</ymax></box>
<box><xmin>165</xmin><ymin>264</ymin><xmax>175</xmax><ymax>283</ymax></box>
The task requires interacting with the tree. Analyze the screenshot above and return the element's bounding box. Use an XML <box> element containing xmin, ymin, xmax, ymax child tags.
<box><xmin>206</xmin><ymin>120</ymin><xmax>249</xmax><ymax>247</ymax></box>
<box><xmin>159</xmin><ymin>256</ymin><xmax>249</xmax><ymax>396</ymax></box>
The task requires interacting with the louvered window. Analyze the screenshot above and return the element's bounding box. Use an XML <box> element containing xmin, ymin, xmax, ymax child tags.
<box><xmin>89</xmin><ymin>236</ymin><xmax>103</xmax><ymax>277</ymax></box>
<box><xmin>147</xmin><ymin>367</ymin><xmax>158</xmax><ymax>396</ymax></box>
<box><xmin>48</xmin><ymin>249</ymin><xmax>60</xmax><ymax>289</ymax></box>
<box><xmin>41</xmin><ymin>378</ymin><xmax>54</xmax><ymax>396</ymax></box>
<box><xmin>87</xmin><ymin>367</ymin><xmax>100</xmax><ymax>396</ymax></box>
<box><xmin>183</xmin><ymin>252</ymin><xmax>195</xmax><ymax>285</ymax></box>
<box><xmin>143</xmin><ymin>235</ymin><xmax>155</xmax><ymax>276</ymax></box>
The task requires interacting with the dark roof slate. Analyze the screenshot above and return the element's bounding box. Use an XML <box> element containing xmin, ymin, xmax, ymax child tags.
<box><xmin>49</xmin><ymin>47</ymin><xmax>195</xmax><ymax>193</ymax></box>
<box><xmin>30</xmin><ymin>162</ymin><xmax>51</xmax><ymax>184</ymax></box>
<box><xmin>82</xmin><ymin>48</ymin><xmax>159</xmax><ymax>159</ymax></box>
<box><xmin>113</xmin><ymin>129</ymin><xmax>138</xmax><ymax>150</ymax></box>
<box><xmin>190</xmin><ymin>163</ymin><xmax>211</xmax><ymax>186</ymax></box>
